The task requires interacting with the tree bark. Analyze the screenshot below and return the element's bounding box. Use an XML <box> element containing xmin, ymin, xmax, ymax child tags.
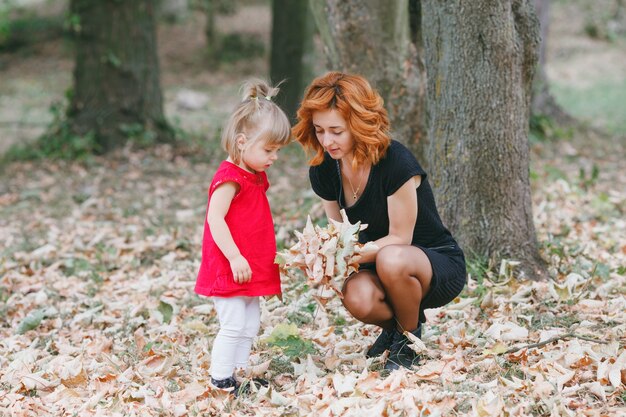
<box><xmin>270</xmin><ymin>0</ymin><xmax>309</xmax><ymax>122</ymax></box>
<box><xmin>309</xmin><ymin>0</ymin><xmax>428</xmax><ymax>166</ymax></box>
<box><xmin>423</xmin><ymin>0</ymin><xmax>546</xmax><ymax>278</ymax></box>
<box><xmin>68</xmin><ymin>0</ymin><xmax>171</xmax><ymax>152</ymax></box>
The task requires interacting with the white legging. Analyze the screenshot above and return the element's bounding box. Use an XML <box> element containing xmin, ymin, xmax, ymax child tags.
<box><xmin>210</xmin><ymin>296</ymin><xmax>261</xmax><ymax>380</ymax></box>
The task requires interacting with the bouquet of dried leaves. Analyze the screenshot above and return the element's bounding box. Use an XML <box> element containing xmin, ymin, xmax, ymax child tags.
<box><xmin>275</xmin><ymin>209</ymin><xmax>378</xmax><ymax>304</ymax></box>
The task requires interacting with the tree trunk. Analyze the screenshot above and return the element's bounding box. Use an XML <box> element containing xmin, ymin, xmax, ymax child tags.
<box><xmin>531</xmin><ymin>0</ymin><xmax>573</xmax><ymax>124</ymax></box>
<box><xmin>204</xmin><ymin>0</ymin><xmax>218</xmax><ymax>60</ymax></box>
<box><xmin>270</xmin><ymin>0</ymin><xmax>309</xmax><ymax>122</ymax></box>
<box><xmin>309</xmin><ymin>0</ymin><xmax>428</xmax><ymax>166</ymax></box>
<box><xmin>68</xmin><ymin>0</ymin><xmax>171</xmax><ymax>152</ymax></box>
<box><xmin>423</xmin><ymin>0</ymin><xmax>546</xmax><ymax>278</ymax></box>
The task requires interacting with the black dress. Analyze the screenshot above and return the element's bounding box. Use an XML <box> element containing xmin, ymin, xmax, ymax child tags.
<box><xmin>309</xmin><ymin>140</ymin><xmax>467</xmax><ymax>323</ymax></box>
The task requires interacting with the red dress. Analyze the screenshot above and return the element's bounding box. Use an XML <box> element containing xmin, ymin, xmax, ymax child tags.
<box><xmin>195</xmin><ymin>161</ymin><xmax>282</xmax><ymax>297</ymax></box>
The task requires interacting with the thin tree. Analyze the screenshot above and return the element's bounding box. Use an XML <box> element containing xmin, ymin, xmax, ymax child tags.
<box><xmin>68</xmin><ymin>0</ymin><xmax>171</xmax><ymax>152</ymax></box>
<box><xmin>423</xmin><ymin>0</ymin><xmax>547</xmax><ymax>277</ymax></box>
<box><xmin>531</xmin><ymin>0</ymin><xmax>573</xmax><ymax>124</ymax></box>
<box><xmin>309</xmin><ymin>0</ymin><xmax>427</xmax><ymax>165</ymax></box>
<box><xmin>270</xmin><ymin>0</ymin><xmax>309</xmax><ymax>121</ymax></box>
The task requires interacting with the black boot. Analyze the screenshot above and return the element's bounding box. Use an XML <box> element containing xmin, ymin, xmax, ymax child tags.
<box><xmin>365</xmin><ymin>328</ymin><xmax>394</xmax><ymax>358</ymax></box>
<box><xmin>384</xmin><ymin>324</ymin><xmax>422</xmax><ymax>371</ymax></box>
<box><xmin>211</xmin><ymin>376</ymin><xmax>239</xmax><ymax>394</ymax></box>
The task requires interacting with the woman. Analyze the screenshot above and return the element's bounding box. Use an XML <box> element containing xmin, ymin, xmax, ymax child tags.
<box><xmin>292</xmin><ymin>72</ymin><xmax>467</xmax><ymax>370</ymax></box>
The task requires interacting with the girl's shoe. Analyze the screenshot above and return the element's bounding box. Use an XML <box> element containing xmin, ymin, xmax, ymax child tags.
<box><xmin>211</xmin><ymin>376</ymin><xmax>239</xmax><ymax>394</ymax></box>
<box><xmin>384</xmin><ymin>326</ymin><xmax>422</xmax><ymax>371</ymax></box>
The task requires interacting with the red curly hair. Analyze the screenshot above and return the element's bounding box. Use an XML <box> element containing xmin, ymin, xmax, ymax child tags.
<box><xmin>292</xmin><ymin>71</ymin><xmax>391</xmax><ymax>167</ymax></box>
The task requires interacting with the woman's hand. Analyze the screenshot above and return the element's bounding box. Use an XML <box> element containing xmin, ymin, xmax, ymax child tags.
<box><xmin>230</xmin><ymin>254</ymin><xmax>252</xmax><ymax>284</ymax></box>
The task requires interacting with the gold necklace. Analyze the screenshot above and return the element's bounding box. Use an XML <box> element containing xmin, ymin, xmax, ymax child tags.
<box><xmin>343</xmin><ymin>162</ymin><xmax>364</xmax><ymax>201</ymax></box>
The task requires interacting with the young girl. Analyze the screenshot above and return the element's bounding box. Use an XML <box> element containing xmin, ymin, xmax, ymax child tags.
<box><xmin>195</xmin><ymin>80</ymin><xmax>291</xmax><ymax>392</ymax></box>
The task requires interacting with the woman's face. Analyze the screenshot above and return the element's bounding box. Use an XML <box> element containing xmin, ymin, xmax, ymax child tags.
<box><xmin>312</xmin><ymin>109</ymin><xmax>355</xmax><ymax>160</ymax></box>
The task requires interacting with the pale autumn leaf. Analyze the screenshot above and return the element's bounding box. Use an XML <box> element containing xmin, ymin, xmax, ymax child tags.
<box><xmin>332</xmin><ymin>372</ymin><xmax>358</xmax><ymax>396</ymax></box>
<box><xmin>483</xmin><ymin>341</ymin><xmax>508</xmax><ymax>356</ymax></box>
<box><xmin>292</xmin><ymin>355</ymin><xmax>324</xmax><ymax>378</ymax></box>
<box><xmin>61</xmin><ymin>368</ymin><xmax>88</xmax><ymax>388</ymax></box>
<box><xmin>473</xmin><ymin>391</ymin><xmax>505</xmax><ymax>417</ymax></box>
<box><xmin>172</xmin><ymin>381</ymin><xmax>209</xmax><ymax>403</ymax></box>
<box><xmin>246</xmin><ymin>359</ymin><xmax>271</xmax><ymax>378</ymax></box>
<box><xmin>47</xmin><ymin>386</ymin><xmax>82</xmax><ymax>403</ymax></box>
<box><xmin>377</xmin><ymin>370</ymin><xmax>407</xmax><ymax>391</ymax></box>
<box><xmin>498</xmin><ymin>375</ymin><xmax>525</xmax><ymax>390</ymax></box>
<box><xmin>48</xmin><ymin>355</ymin><xmax>85</xmax><ymax>382</ymax></box>
<box><xmin>484</xmin><ymin>321</ymin><xmax>529</xmax><ymax>342</ymax></box>
<box><xmin>404</xmin><ymin>329</ymin><xmax>428</xmax><ymax>354</ymax></box>
<box><xmin>607</xmin><ymin>349</ymin><xmax>626</xmax><ymax>388</ymax></box>
<box><xmin>137</xmin><ymin>354</ymin><xmax>176</xmax><ymax>377</ymax></box>
<box><xmin>414</xmin><ymin>360</ymin><xmax>446</xmax><ymax>380</ymax></box>
<box><xmin>548</xmin><ymin>272</ymin><xmax>588</xmax><ymax>302</ymax></box>
<box><xmin>555</xmin><ymin>369</ymin><xmax>576</xmax><ymax>392</ymax></box>
<box><xmin>498</xmin><ymin>259</ymin><xmax>521</xmax><ymax>280</ymax></box>
<box><xmin>20</xmin><ymin>372</ymin><xmax>55</xmax><ymax>390</ymax></box>
<box><xmin>585</xmin><ymin>381</ymin><xmax>607</xmax><ymax>401</ymax></box>
<box><xmin>183</xmin><ymin>320</ymin><xmax>211</xmax><ymax>333</ymax></box>
<box><xmin>71</xmin><ymin>305</ymin><xmax>104</xmax><ymax>326</ymax></box>
<box><xmin>191</xmin><ymin>304</ymin><xmax>214</xmax><ymax>315</ymax></box>
<box><xmin>269</xmin><ymin>386</ymin><xmax>292</xmax><ymax>406</ymax></box>
<box><xmin>311</xmin><ymin>321</ymin><xmax>334</xmax><ymax>348</ymax></box>
<box><xmin>324</xmin><ymin>355</ymin><xmax>342</xmax><ymax>371</ymax></box>
<box><xmin>30</xmin><ymin>243</ymin><xmax>57</xmax><ymax>260</ymax></box>
<box><xmin>480</xmin><ymin>290</ymin><xmax>495</xmax><ymax>309</ymax></box>
<box><xmin>530</xmin><ymin>373</ymin><xmax>555</xmax><ymax>398</ymax></box>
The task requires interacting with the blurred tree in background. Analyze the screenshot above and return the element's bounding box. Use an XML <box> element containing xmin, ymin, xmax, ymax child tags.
<box><xmin>66</xmin><ymin>0</ymin><xmax>172</xmax><ymax>152</ymax></box>
<box><xmin>309</xmin><ymin>0</ymin><xmax>428</xmax><ymax>165</ymax></box>
<box><xmin>531</xmin><ymin>0</ymin><xmax>573</xmax><ymax>126</ymax></box>
<box><xmin>269</xmin><ymin>0</ymin><xmax>310</xmax><ymax>122</ymax></box>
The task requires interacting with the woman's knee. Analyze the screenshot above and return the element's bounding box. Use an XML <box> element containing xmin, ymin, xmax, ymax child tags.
<box><xmin>342</xmin><ymin>277</ymin><xmax>377</xmax><ymax>321</ymax></box>
<box><xmin>376</xmin><ymin>245</ymin><xmax>409</xmax><ymax>277</ymax></box>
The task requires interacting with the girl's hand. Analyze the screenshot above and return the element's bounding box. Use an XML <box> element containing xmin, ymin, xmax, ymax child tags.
<box><xmin>230</xmin><ymin>255</ymin><xmax>252</xmax><ymax>284</ymax></box>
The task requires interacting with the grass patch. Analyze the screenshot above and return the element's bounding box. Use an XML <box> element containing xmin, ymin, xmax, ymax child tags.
<box><xmin>552</xmin><ymin>79</ymin><xmax>626</xmax><ymax>135</ymax></box>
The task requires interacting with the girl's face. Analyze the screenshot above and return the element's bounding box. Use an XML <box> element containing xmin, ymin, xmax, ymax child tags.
<box><xmin>312</xmin><ymin>109</ymin><xmax>355</xmax><ymax>160</ymax></box>
<box><xmin>239</xmin><ymin>136</ymin><xmax>281</xmax><ymax>173</ymax></box>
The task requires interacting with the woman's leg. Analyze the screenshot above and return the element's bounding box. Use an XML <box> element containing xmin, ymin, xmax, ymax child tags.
<box><xmin>375</xmin><ymin>244</ymin><xmax>432</xmax><ymax>332</ymax></box>
<box><xmin>341</xmin><ymin>270</ymin><xmax>396</xmax><ymax>330</ymax></box>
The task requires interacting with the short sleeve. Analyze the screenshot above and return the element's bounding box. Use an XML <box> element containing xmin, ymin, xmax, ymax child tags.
<box><xmin>309</xmin><ymin>162</ymin><xmax>337</xmax><ymax>201</ymax></box>
<box><xmin>382</xmin><ymin>141</ymin><xmax>427</xmax><ymax>196</ymax></box>
<box><xmin>209</xmin><ymin>166</ymin><xmax>243</xmax><ymax>197</ymax></box>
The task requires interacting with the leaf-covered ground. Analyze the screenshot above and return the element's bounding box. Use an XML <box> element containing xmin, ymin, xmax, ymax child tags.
<box><xmin>1</xmin><ymin>128</ymin><xmax>625</xmax><ymax>416</ymax></box>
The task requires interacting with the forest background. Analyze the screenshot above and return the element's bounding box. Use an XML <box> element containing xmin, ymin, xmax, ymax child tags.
<box><xmin>0</xmin><ymin>0</ymin><xmax>625</xmax><ymax>416</ymax></box>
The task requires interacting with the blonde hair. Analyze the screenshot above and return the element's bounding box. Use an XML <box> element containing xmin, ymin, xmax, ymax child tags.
<box><xmin>292</xmin><ymin>72</ymin><xmax>390</xmax><ymax>167</ymax></box>
<box><xmin>221</xmin><ymin>79</ymin><xmax>292</xmax><ymax>163</ymax></box>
